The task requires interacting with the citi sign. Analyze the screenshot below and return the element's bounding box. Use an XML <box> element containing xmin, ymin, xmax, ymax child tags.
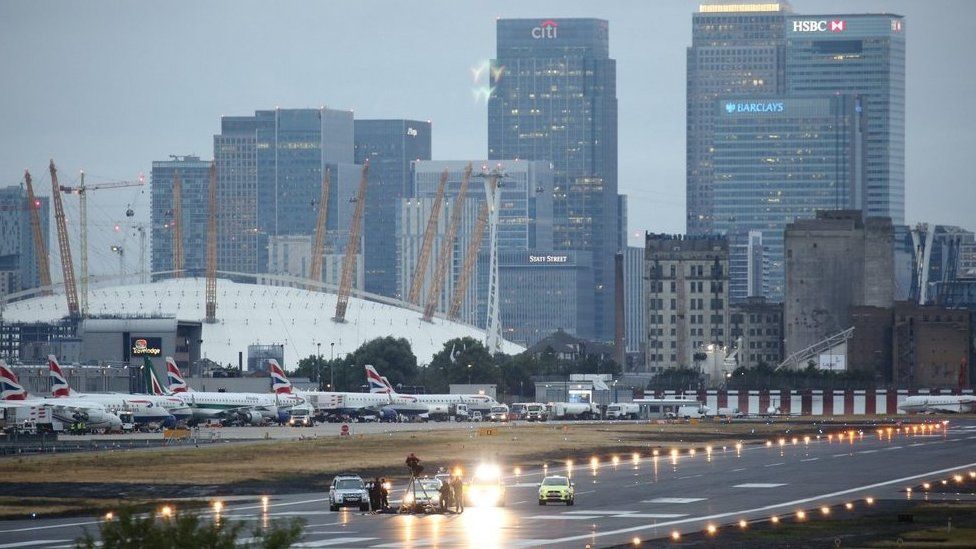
<box><xmin>532</xmin><ymin>20</ymin><xmax>558</xmax><ymax>39</ymax></box>
<box><xmin>792</xmin><ymin>19</ymin><xmax>846</xmax><ymax>32</ymax></box>
<box><xmin>725</xmin><ymin>101</ymin><xmax>785</xmax><ymax>114</ymax></box>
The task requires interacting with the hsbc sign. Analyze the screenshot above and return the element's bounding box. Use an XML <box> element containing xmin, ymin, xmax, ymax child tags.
<box><xmin>792</xmin><ymin>19</ymin><xmax>846</xmax><ymax>33</ymax></box>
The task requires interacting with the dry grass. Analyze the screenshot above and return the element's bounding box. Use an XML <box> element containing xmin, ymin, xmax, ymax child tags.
<box><xmin>0</xmin><ymin>420</ymin><xmax>859</xmax><ymax>486</ymax></box>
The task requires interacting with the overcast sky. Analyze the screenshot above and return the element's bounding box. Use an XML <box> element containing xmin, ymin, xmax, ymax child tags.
<box><xmin>1</xmin><ymin>0</ymin><xmax>973</xmax><ymax>277</ymax></box>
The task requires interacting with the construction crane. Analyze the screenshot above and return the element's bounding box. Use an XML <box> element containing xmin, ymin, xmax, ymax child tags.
<box><xmin>423</xmin><ymin>163</ymin><xmax>472</xmax><ymax>322</ymax></box>
<box><xmin>171</xmin><ymin>170</ymin><xmax>184</xmax><ymax>278</ymax></box>
<box><xmin>60</xmin><ymin>172</ymin><xmax>144</xmax><ymax>315</ymax></box>
<box><xmin>334</xmin><ymin>161</ymin><xmax>369</xmax><ymax>322</ymax></box>
<box><xmin>308</xmin><ymin>167</ymin><xmax>332</xmax><ymax>291</ymax></box>
<box><xmin>448</xmin><ymin>200</ymin><xmax>488</xmax><ymax>320</ymax></box>
<box><xmin>48</xmin><ymin>161</ymin><xmax>80</xmax><ymax>318</ymax></box>
<box><xmin>407</xmin><ymin>169</ymin><xmax>448</xmax><ymax>305</ymax></box>
<box><xmin>205</xmin><ymin>162</ymin><xmax>217</xmax><ymax>322</ymax></box>
<box><xmin>23</xmin><ymin>170</ymin><xmax>52</xmax><ymax>295</ymax></box>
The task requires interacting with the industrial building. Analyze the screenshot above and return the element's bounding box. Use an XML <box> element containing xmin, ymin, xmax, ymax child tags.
<box><xmin>729</xmin><ymin>297</ymin><xmax>784</xmax><ymax>369</ymax></box>
<box><xmin>784</xmin><ymin>210</ymin><xmax>894</xmax><ymax>359</ymax></box>
<box><xmin>643</xmin><ymin>234</ymin><xmax>730</xmax><ymax>372</ymax></box>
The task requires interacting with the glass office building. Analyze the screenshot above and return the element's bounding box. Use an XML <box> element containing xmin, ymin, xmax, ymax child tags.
<box><xmin>0</xmin><ymin>185</ymin><xmax>49</xmax><ymax>292</ymax></box>
<box><xmin>786</xmin><ymin>14</ymin><xmax>905</xmax><ymax>225</ymax></box>
<box><xmin>477</xmin><ymin>249</ymin><xmax>594</xmax><ymax>346</ymax></box>
<box><xmin>150</xmin><ymin>155</ymin><xmax>211</xmax><ymax>280</ymax></box>
<box><xmin>489</xmin><ymin>18</ymin><xmax>619</xmax><ymax>341</ymax></box>
<box><xmin>713</xmin><ymin>95</ymin><xmax>864</xmax><ymax>301</ymax></box>
<box><xmin>214</xmin><ymin>108</ymin><xmax>358</xmax><ymax>277</ymax></box>
<box><xmin>687</xmin><ymin>3</ymin><xmax>790</xmax><ymax>236</ymax></box>
<box><xmin>354</xmin><ymin>120</ymin><xmax>431</xmax><ymax>299</ymax></box>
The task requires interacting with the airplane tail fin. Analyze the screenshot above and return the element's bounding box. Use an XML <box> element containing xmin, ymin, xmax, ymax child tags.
<box><xmin>0</xmin><ymin>360</ymin><xmax>28</xmax><ymax>400</ymax></box>
<box><xmin>268</xmin><ymin>359</ymin><xmax>292</xmax><ymax>394</ymax></box>
<box><xmin>48</xmin><ymin>355</ymin><xmax>73</xmax><ymax>397</ymax></box>
<box><xmin>365</xmin><ymin>365</ymin><xmax>396</xmax><ymax>395</ymax></box>
<box><xmin>144</xmin><ymin>357</ymin><xmax>171</xmax><ymax>396</ymax></box>
<box><xmin>166</xmin><ymin>357</ymin><xmax>189</xmax><ymax>393</ymax></box>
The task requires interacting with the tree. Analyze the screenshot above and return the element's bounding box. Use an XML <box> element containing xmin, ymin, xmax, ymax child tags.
<box><xmin>425</xmin><ymin>337</ymin><xmax>497</xmax><ymax>393</ymax></box>
<box><xmin>335</xmin><ymin>337</ymin><xmax>418</xmax><ymax>392</ymax></box>
<box><xmin>292</xmin><ymin>355</ymin><xmax>329</xmax><ymax>388</ymax></box>
<box><xmin>76</xmin><ymin>509</ymin><xmax>303</xmax><ymax>549</ymax></box>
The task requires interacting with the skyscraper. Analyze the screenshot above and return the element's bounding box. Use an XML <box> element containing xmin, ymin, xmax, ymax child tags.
<box><xmin>786</xmin><ymin>14</ymin><xmax>905</xmax><ymax>225</ymax></box>
<box><xmin>687</xmin><ymin>3</ymin><xmax>790</xmax><ymax>236</ymax></box>
<box><xmin>150</xmin><ymin>155</ymin><xmax>211</xmax><ymax>280</ymax></box>
<box><xmin>713</xmin><ymin>95</ymin><xmax>864</xmax><ymax>300</ymax></box>
<box><xmin>489</xmin><ymin>18</ymin><xmax>619</xmax><ymax>341</ymax></box>
<box><xmin>354</xmin><ymin>120</ymin><xmax>431</xmax><ymax>299</ymax></box>
<box><xmin>213</xmin><ymin>108</ymin><xmax>358</xmax><ymax>277</ymax></box>
<box><xmin>0</xmin><ymin>185</ymin><xmax>49</xmax><ymax>293</ymax></box>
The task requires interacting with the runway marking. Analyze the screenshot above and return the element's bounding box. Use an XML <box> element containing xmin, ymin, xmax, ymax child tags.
<box><xmin>801</xmin><ymin>458</ymin><xmax>819</xmax><ymax>462</ymax></box>
<box><xmin>512</xmin><ymin>501</ymin><xmax>528</xmax><ymax>505</ymax></box>
<box><xmin>882</xmin><ymin>446</ymin><xmax>903</xmax><ymax>451</ymax></box>
<box><xmin>0</xmin><ymin>520</ymin><xmax>103</xmax><ymax>535</ymax></box>
<box><xmin>510</xmin><ymin>482</ymin><xmax>541</xmax><ymax>488</ymax></box>
<box><xmin>909</xmin><ymin>443</ymin><xmax>925</xmax><ymax>447</ymax></box>
<box><xmin>734</xmin><ymin>483</ymin><xmax>787</xmax><ymax>488</ymax></box>
<box><xmin>0</xmin><ymin>541</ymin><xmax>71</xmax><ymax>548</ymax></box>
<box><xmin>731</xmin><ymin>468</ymin><xmax>747</xmax><ymax>472</ymax></box>
<box><xmin>623</xmin><ymin>513</ymin><xmax>687</xmax><ymax>519</ymax></box>
<box><xmin>565</xmin><ymin>510</ymin><xmax>636</xmax><ymax>515</ymax></box>
<box><xmin>764</xmin><ymin>462</ymin><xmax>785</xmax><ymax>467</ymax></box>
<box><xmin>643</xmin><ymin>498</ymin><xmax>706</xmax><ymax>504</ymax></box>
<box><xmin>832</xmin><ymin>453</ymin><xmax>850</xmax><ymax>457</ymax></box>
<box><xmin>677</xmin><ymin>474</ymin><xmax>703</xmax><ymax>479</ymax></box>
<box><xmin>858</xmin><ymin>450</ymin><xmax>878</xmax><ymax>454</ymax></box>
<box><xmin>529</xmin><ymin>515</ymin><xmax>600</xmax><ymax>520</ymax></box>
<box><xmin>535</xmin><ymin>460</ymin><xmax>976</xmax><ymax>547</ymax></box>
<box><xmin>296</xmin><ymin>538</ymin><xmax>377</xmax><ymax>547</ymax></box>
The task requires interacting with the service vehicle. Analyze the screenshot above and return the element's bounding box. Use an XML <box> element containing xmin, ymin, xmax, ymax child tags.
<box><xmin>674</xmin><ymin>404</ymin><xmax>711</xmax><ymax>420</ymax></box>
<box><xmin>509</xmin><ymin>403</ymin><xmax>527</xmax><ymax>421</ymax></box>
<box><xmin>538</xmin><ymin>475</ymin><xmax>575</xmax><ymax>505</ymax></box>
<box><xmin>549</xmin><ymin>401</ymin><xmax>600</xmax><ymax>420</ymax></box>
<box><xmin>329</xmin><ymin>474</ymin><xmax>370</xmax><ymax>512</ymax></box>
<box><xmin>716</xmin><ymin>407</ymin><xmax>744</xmax><ymax>419</ymax></box>
<box><xmin>401</xmin><ymin>477</ymin><xmax>443</xmax><ymax>512</ymax></box>
<box><xmin>466</xmin><ymin>464</ymin><xmax>506</xmax><ymax>507</ymax></box>
<box><xmin>524</xmin><ymin>402</ymin><xmax>548</xmax><ymax>421</ymax></box>
<box><xmin>488</xmin><ymin>404</ymin><xmax>510</xmax><ymax>422</ymax></box>
<box><xmin>470</xmin><ymin>411</ymin><xmax>483</xmax><ymax>422</ymax></box>
<box><xmin>606</xmin><ymin>403</ymin><xmax>640</xmax><ymax>420</ymax></box>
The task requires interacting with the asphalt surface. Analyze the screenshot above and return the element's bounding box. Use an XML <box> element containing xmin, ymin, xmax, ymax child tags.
<box><xmin>2</xmin><ymin>419</ymin><xmax>976</xmax><ymax>548</ymax></box>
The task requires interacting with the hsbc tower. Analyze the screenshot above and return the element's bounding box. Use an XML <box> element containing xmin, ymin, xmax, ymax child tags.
<box><xmin>786</xmin><ymin>14</ymin><xmax>906</xmax><ymax>226</ymax></box>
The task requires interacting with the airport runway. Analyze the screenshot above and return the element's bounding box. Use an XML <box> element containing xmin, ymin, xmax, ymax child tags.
<box><xmin>3</xmin><ymin>419</ymin><xmax>976</xmax><ymax>548</ymax></box>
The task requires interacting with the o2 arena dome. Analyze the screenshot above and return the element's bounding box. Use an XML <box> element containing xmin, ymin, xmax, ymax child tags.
<box><xmin>1</xmin><ymin>277</ymin><xmax>524</xmax><ymax>364</ymax></box>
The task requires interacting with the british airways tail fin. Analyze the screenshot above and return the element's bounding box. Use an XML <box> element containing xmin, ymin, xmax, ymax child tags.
<box><xmin>166</xmin><ymin>357</ymin><xmax>190</xmax><ymax>393</ymax></box>
<box><xmin>0</xmin><ymin>360</ymin><xmax>28</xmax><ymax>400</ymax></box>
<box><xmin>268</xmin><ymin>359</ymin><xmax>292</xmax><ymax>394</ymax></box>
<box><xmin>48</xmin><ymin>355</ymin><xmax>73</xmax><ymax>397</ymax></box>
<box><xmin>365</xmin><ymin>365</ymin><xmax>397</xmax><ymax>396</ymax></box>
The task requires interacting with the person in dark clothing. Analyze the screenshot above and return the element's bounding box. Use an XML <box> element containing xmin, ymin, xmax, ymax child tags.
<box><xmin>451</xmin><ymin>475</ymin><xmax>464</xmax><ymax>513</ymax></box>
<box><xmin>439</xmin><ymin>479</ymin><xmax>452</xmax><ymax>511</ymax></box>
<box><xmin>379</xmin><ymin>478</ymin><xmax>390</xmax><ymax>510</ymax></box>
<box><xmin>405</xmin><ymin>453</ymin><xmax>423</xmax><ymax>477</ymax></box>
<box><xmin>368</xmin><ymin>477</ymin><xmax>381</xmax><ymax>511</ymax></box>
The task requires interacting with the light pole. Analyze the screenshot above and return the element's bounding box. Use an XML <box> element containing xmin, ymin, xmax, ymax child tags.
<box><xmin>316</xmin><ymin>342</ymin><xmax>322</xmax><ymax>390</ymax></box>
<box><xmin>330</xmin><ymin>342</ymin><xmax>335</xmax><ymax>390</ymax></box>
<box><xmin>467</xmin><ymin>363</ymin><xmax>472</xmax><ymax>385</ymax></box>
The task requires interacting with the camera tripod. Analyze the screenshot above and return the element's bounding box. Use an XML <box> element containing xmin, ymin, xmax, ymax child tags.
<box><xmin>399</xmin><ymin>472</ymin><xmax>437</xmax><ymax>514</ymax></box>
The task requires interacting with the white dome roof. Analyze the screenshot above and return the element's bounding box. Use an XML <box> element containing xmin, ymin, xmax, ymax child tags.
<box><xmin>1</xmin><ymin>277</ymin><xmax>524</xmax><ymax>365</ymax></box>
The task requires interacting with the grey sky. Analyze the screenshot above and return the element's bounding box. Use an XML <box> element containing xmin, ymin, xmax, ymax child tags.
<box><xmin>1</xmin><ymin>0</ymin><xmax>973</xmax><ymax>277</ymax></box>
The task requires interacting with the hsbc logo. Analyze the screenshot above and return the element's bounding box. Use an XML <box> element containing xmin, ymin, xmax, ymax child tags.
<box><xmin>792</xmin><ymin>19</ymin><xmax>846</xmax><ymax>33</ymax></box>
<box><xmin>531</xmin><ymin>19</ymin><xmax>558</xmax><ymax>39</ymax></box>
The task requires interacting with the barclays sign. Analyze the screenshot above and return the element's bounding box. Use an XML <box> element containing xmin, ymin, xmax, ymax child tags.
<box><xmin>725</xmin><ymin>101</ymin><xmax>785</xmax><ymax>114</ymax></box>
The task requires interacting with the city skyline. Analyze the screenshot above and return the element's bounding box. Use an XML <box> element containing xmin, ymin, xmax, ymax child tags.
<box><xmin>1</xmin><ymin>0</ymin><xmax>974</xmax><ymax>282</ymax></box>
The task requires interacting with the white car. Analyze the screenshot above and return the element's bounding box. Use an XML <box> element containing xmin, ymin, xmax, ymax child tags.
<box><xmin>401</xmin><ymin>477</ymin><xmax>443</xmax><ymax>512</ymax></box>
<box><xmin>329</xmin><ymin>475</ymin><xmax>370</xmax><ymax>512</ymax></box>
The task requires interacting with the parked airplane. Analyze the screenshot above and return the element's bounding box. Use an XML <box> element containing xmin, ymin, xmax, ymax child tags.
<box><xmin>365</xmin><ymin>365</ymin><xmax>500</xmax><ymax>414</ymax></box>
<box><xmin>269</xmin><ymin>361</ymin><xmax>423</xmax><ymax>418</ymax></box>
<box><xmin>0</xmin><ymin>360</ymin><xmax>123</xmax><ymax>430</ymax></box>
<box><xmin>47</xmin><ymin>356</ymin><xmax>179</xmax><ymax>427</ymax></box>
<box><xmin>898</xmin><ymin>394</ymin><xmax>976</xmax><ymax>414</ymax></box>
<box><xmin>136</xmin><ymin>357</ymin><xmax>194</xmax><ymax>422</ymax></box>
<box><xmin>163</xmin><ymin>358</ymin><xmax>306</xmax><ymax>424</ymax></box>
